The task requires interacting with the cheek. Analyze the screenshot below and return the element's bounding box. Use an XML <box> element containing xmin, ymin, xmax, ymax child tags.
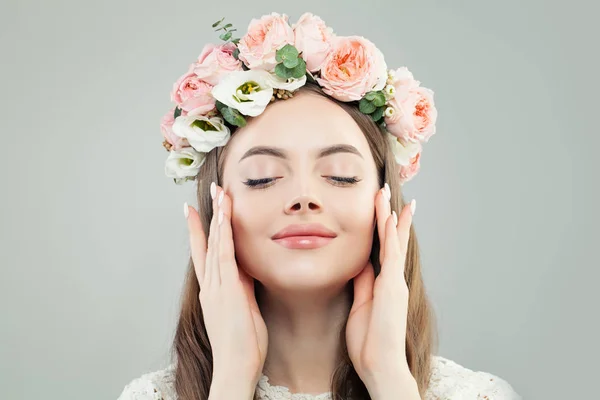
<box><xmin>229</xmin><ymin>191</ymin><xmax>275</xmax><ymax>256</ymax></box>
<box><xmin>333</xmin><ymin>190</ymin><xmax>376</xmax><ymax>236</ymax></box>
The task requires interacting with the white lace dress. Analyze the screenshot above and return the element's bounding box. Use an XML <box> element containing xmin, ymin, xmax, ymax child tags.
<box><xmin>117</xmin><ymin>355</ymin><xmax>521</xmax><ymax>399</ymax></box>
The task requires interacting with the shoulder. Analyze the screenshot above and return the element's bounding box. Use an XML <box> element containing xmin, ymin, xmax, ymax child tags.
<box><xmin>425</xmin><ymin>355</ymin><xmax>521</xmax><ymax>399</ymax></box>
<box><xmin>117</xmin><ymin>364</ymin><xmax>177</xmax><ymax>400</ymax></box>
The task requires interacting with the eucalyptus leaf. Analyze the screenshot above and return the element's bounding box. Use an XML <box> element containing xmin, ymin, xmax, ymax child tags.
<box><xmin>219</xmin><ymin>31</ymin><xmax>232</xmax><ymax>41</ymax></box>
<box><xmin>372</xmin><ymin>91</ymin><xmax>386</xmax><ymax>107</ymax></box>
<box><xmin>232</xmin><ymin>48</ymin><xmax>240</xmax><ymax>60</ymax></box>
<box><xmin>212</xmin><ymin>17</ymin><xmax>224</xmax><ymax>28</ymax></box>
<box><xmin>359</xmin><ymin>98</ymin><xmax>376</xmax><ymax>114</ymax></box>
<box><xmin>232</xmin><ymin>38</ymin><xmax>240</xmax><ymax>45</ymax></box>
<box><xmin>283</xmin><ymin>57</ymin><xmax>300</xmax><ymax>68</ymax></box>
<box><xmin>290</xmin><ymin>58</ymin><xmax>306</xmax><ymax>79</ymax></box>
<box><xmin>364</xmin><ymin>91</ymin><xmax>377</xmax><ymax>101</ymax></box>
<box><xmin>173</xmin><ymin>107</ymin><xmax>182</xmax><ymax>119</ymax></box>
<box><xmin>275</xmin><ymin>63</ymin><xmax>294</xmax><ymax>79</ymax></box>
<box><xmin>221</xmin><ymin>106</ymin><xmax>247</xmax><ymax>127</ymax></box>
<box><xmin>215</xmin><ymin>100</ymin><xmax>227</xmax><ymax>113</ymax></box>
<box><xmin>223</xmin><ymin>23</ymin><xmax>232</xmax><ymax>29</ymax></box>
<box><xmin>276</xmin><ymin>44</ymin><xmax>299</xmax><ymax>62</ymax></box>
<box><xmin>371</xmin><ymin>106</ymin><xmax>385</xmax><ymax>122</ymax></box>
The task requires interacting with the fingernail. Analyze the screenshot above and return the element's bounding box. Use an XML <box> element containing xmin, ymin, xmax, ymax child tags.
<box><xmin>218</xmin><ymin>190</ymin><xmax>224</xmax><ymax>206</ymax></box>
<box><xmin>384</xmin><ymin>183</ymin><xmax>391</xmax><ymax>201</ymax></box>
<box><xmin>218</xmin><ymin>209</ymin><xmax>223</xmax><ymax>225</ymax></box>
<box><xmin>392</xmin><ymin>210</ymin><xmax>398</xmax><ymax>226</ymax></box>
<box><xmin>183</xmin><ymin>202</ymin><xmax>189</xmax><ymax>219</ymax></box>
<box><xmin>210</xmin><ymin>182</ymin><xmax>216</xmax><ymax>200</ymax></box>
<box><xmin>410</xmin><ymin>199</ymin><xmax>416</xmax><ymax>215</ymax></box>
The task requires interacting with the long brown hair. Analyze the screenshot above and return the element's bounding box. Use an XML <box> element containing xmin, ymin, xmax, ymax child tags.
<box><xmin>170</xmin><ymin>81</ymin><xmax>438</xmax><ymax>399</ymax></box>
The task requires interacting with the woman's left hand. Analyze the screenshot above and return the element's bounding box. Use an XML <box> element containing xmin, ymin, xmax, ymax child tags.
<box><xmin>346</xmin><ymin>183</ymin><xmax>419</xmax><ymax>399</ymax></box>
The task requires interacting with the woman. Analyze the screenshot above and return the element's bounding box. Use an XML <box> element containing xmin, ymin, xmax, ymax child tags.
<box><xmin>118</xmin><ymin>12</ymin><xmax>521</xmax><ymax>400</ymax></box>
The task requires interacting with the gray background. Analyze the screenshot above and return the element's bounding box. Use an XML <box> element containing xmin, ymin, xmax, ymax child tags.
<box><xmin>1</xmin><ymin>0</ymin><xmax>598</xmax><ymax>399</ymax></box>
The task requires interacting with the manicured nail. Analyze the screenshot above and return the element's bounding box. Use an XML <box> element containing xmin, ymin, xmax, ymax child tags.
<box><xmin>392</xmin><ymin>210</ymin><xmax>398</xmax><ymax>226</ymax></box>
<box><xmin>218</xmin><ymin>209</ymin><xmax>223</xmax><ymax>225</ymax></box>
<box><xmin>218</xmin><ymin>190</ymin><xmax>224</xmax><ymax>206</ymax></box>
<box><xmin>384</xmin><ymin>183</ymin><xmax>391</xmax><ymax>201</ymax></box>
<box><xmin>210</xmin><ymin>182</ymin><xmax>216</xmax><ymax>200</ymax></box>
<box><xmin>183</xmin><ymin>202</ymin><xmax>189</xmax><ymax>219</ymax></box>
<box><xmin>410</xmin><ymin>199</ymin><xmax>416</xmax><ymax>215</ymax></box>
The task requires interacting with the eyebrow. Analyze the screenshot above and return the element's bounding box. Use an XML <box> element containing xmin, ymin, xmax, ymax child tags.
<box><xmin>239</xmin><ymin>144</ymin><xmax>363</xmax><ymax>163</ymax></box>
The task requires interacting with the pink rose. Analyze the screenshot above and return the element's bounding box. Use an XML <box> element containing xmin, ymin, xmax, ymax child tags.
<box><xmin>384</xmin><ymin>67</ymin><xmax>438</xmax><ymax>143</ymax></box>
<box><xmin>316</xmin><ymin>36</ymin><xmax>388</xmax><ymax>102</ymax></box>
<box><xmin>170</xmin><ymin>64</ymin><xmax>216</xmax><ymax>115</ymax></box>
<box><xmin>387</xmin><ymin>133</ymin><xmax>422</xmax><ymax>184</ymax></box>
<box><xmin>193</xmin><ymin>42</ymin><xmax>243</xmax><ymax>85</ymax></box>
<box><xmin>237</xmin><ymin>12</ymin><xmax>295</xmax><ymax>71</ymax></box>
<box><xmin>399</xmin><ymin>151</ymin><xmax>421</xmax><ymax>184</ymax></box>
<box><xmin>292</xmin><ymin>12</ymin><xmax>335</xmax><ymax>72</ymax></box>
<box><xmin>161</xmin><ymin>107</ymin><xmax>189</xmax><ymax>151</ymax></box>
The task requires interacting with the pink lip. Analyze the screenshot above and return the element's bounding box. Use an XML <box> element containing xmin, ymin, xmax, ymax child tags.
<box><xmin>272</xmin><ymin>224</ymin><xmax>337</xmax><ymax>249</ymax></box>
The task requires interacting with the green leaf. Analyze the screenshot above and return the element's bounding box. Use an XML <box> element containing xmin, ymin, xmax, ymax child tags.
<box><xmin>173</xmin><ymin>107</ymin><xmax>182</xmax><ymax>119</ymax></box>
<box><xmin>232</xmin><ymin>48</ymin><xmax>240</xmax><ymax>60</ymax></box>
<box><xmin>219</xmin><ymin>31</ymin><xmax>232</xmax><ymax>41</ymax></box>
<box><xmin>305</xmin><ymin>71</ymin><xmax>317</xmax><ymax>84</ymax></box>
<box><xmin>275</xmin><ymin>44</ymin><xmax>299</xmax><ymax>63</ymax></box>
<box><xmin>364</xmin><ymin>91</ymin><xmax>377</xmax><ymax>101</ymax></box>
<box><xmin>282</xmin><ymin>56</ymin><xmax>299</xmax><ymax>68</ymax></box>
<box><xmin>212</xmin><ymin>17</ymin><xmax>224</xmax><ymax>28</ymax></box>
<box><xmin>215</xmin><ymin>100</ymin><xmax>227</xmax><ymax>113</ymax></box>
<box><xmin>370</xmin><ymin>106</ymin><xmax>385</xmax><ymax>122</ymax></box>
<box><xmin>223</xmin><ymin>23</ymin><xmax>233</xmax><ymax>29</ymax></box>
<box><xmin>372</xmin><ymin>91</ymin><xmax>386</xmax><ymax>107</ymax></box>
<box><xmin>231</xmin><ymin>38</ymin><xmax>240</xmax><ymax>45</ymax></box>
<box><xmin>289</xmin><ymin>58</ymin><xmax>306</xmax><ymax>79</ymax></box>
<box><xmin>275</xmin><ymin>63</ymin><xmax>294</xmax><ymax>79</ymax></box>
<box><xmin>221</xmin><ymin>106</ymin><xmax>247</xmax><ymax>127</ymax></box>
<box><xmin>359</xmin><ymin>98</ymin><xmax>376</xmax><ymax>114</ymax></box>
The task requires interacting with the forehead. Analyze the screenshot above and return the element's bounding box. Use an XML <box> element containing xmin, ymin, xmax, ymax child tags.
<box><xmin>224</xmin><ymin>91</ymin><xmax>370</xmax><ymax>160</ymax></box>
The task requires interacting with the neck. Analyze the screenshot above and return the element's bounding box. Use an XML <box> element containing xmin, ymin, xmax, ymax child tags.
<box><xmin>256</xmin><ymin>280</ymin><xmax>352</xmax><ymax>395</ymax></box>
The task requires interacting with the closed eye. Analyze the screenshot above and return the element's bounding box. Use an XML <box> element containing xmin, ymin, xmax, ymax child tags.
<box><xmin>242</xmin><ymin>176</ymin><xmax>361</xmax><ymax>189</ymax></box>
<box><xmin>327</xmin><ymin>176</ymin><xmax>360</xmax><ymax>186</ymax></box>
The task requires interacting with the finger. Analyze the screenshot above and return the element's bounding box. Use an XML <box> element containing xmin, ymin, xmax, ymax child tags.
<box><xmin>217</xmin><ymin>189</ymin><xmax>238</xmax><ymax>284</ymax></box>
<box><xmin>381</xmin><ymin>212</ymin><xmax>403</xmax><ymax>280</ymax></box>
<box><xmin>376</xmin><ymin>183</ymin><xmax>392</xmax><ymax>261</ymax></box>
<box><xmin>238</xmin><ymin>266</ymin><xmax>258</xmax><ymax>313</ymax></box>
<box><xmin>204</xmin><ymin>182</ymin><xmax>220</xmax><ymax>287</ymax></box>
<box><xmin>396</xmin><ymin>199</ymin><xmax>415</xmax><ymax>258</ymax></box>
<box><xmin>185</xmin><ymin>202</ymin><xmax>207</xmax><ymax>288</ymax></box>
<box><xmin>350</xmin><ymin>261</ymin><xmax>375</xmax><ymax>314</ymax></box>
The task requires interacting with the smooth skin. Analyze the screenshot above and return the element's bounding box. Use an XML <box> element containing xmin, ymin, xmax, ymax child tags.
<box><xmin>184</xmin><ymin>184</ymin><xmax>418</xmax><ymax>399</ymax></box>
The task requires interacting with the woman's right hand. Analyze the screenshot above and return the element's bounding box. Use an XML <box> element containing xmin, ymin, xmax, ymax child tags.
<box><xmin>184</xmin><ymin>182</ymin><xmax>268</xmax><ymax>391</ymax></box>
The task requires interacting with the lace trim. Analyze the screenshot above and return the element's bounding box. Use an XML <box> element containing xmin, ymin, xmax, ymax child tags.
<box><xmin>255</xmin><ymin>374</ymin><xmax>333</xmax><ymax>400</ymax></box>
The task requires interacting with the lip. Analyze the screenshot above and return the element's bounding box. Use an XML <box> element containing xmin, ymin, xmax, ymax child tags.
<box><xmin>272</xmin><ymin>223</ymin><xmax>337</xmax><ymax>250</ymax></box>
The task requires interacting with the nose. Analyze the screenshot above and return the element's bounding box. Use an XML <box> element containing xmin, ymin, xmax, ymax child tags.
<box><xmin>284</xmin><ymin>194</ymin><xmax>323</xmax><ymax>215</ymax></box>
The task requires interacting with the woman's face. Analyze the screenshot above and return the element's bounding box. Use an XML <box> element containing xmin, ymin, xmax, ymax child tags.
<box><xmin>221</xmin><ymin>91</ymin><xmax>380</xmax><ymax>291</ymax></box>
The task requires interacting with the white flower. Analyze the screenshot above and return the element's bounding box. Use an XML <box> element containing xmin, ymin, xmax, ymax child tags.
<box><xmin>384</xmin><ymin>84</ymin><xmax>396</xmax><ymax>98</ymax></box>
<box><xmin>172</xmin><ymin>114</ymin><xmax>231</xmax><ymax>153</ymax></box>
<box><xmin>267</xmin><ymin>73</ymin><xmax>307</xmax><ymax>92</ymax></box>
<box><xmin>386</xmin><ymin>132</ymin><xmax>422</xmax><ymax>166</ymax></box>
<box><xmin>164</xmin><ymin>146</ymin><xmax>206</xmax><ymax>182</ymax></box>
<box><xmin>211</xmin><ymin>70</ymin><xmax>274</xmax><ymax>116</ymax></box>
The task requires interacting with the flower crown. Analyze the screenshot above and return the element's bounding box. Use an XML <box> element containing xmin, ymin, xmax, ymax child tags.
<box><xmin>162</xmin><ymin>12</ymin><xmax>438</xmax><ymax>185</ymax></box>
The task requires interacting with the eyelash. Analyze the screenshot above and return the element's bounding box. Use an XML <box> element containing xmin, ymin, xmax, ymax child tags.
<box><xmin>243</xmin><ymin>176</ymin><xmax>361</xmax><ymax>189</ymax></box>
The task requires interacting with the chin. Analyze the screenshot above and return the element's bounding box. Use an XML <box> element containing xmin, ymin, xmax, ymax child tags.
<box><xmin>250</xmin><ymin>255</ymin><xmax>358</xmax><ymax>291</ymax></box>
